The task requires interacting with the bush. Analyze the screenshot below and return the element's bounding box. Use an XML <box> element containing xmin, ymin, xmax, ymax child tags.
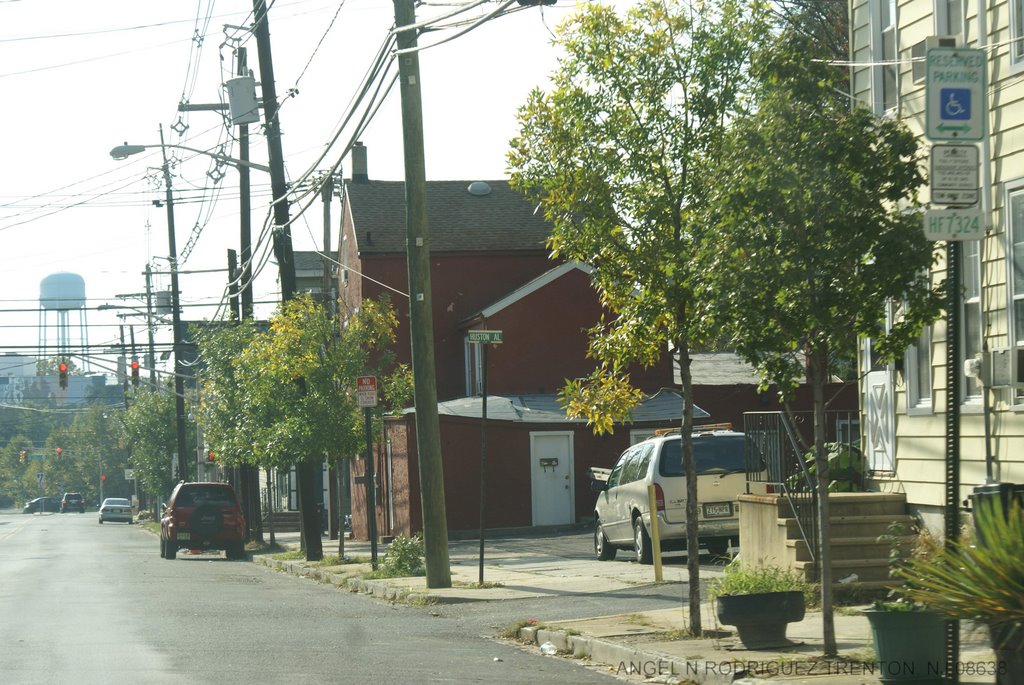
<box><xmin>366</xmin><ymin>534</ymin><xmax>425</xmax><ymax>578</ymax></box>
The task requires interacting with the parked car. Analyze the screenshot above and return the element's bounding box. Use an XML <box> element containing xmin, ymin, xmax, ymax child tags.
<box><xmin>23</xmin><ymin>496</ymin><xmax>61</xmax><ymax>514</ymax></box>
<box><xmin>60</xmin><ymin>492</ymin><xmax>85</xmax><ymax>513</ymax></box>
<box><xmin>160</xmin><ymin>482</ymin><xmax>246</xmax><ymax>560</ymax></box>
<box><xmin>592</xmin><ymin>424</ymin><xmax>749</xmax><ymax>563</ymax></box>
<box><xmin>98</xmin><ymin>497</ymin><xmax>133</xmax><ymax>524</ymax></box>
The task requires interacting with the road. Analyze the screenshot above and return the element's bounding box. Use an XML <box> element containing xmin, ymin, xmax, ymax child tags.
<box><xmin>0</xmin><ymin>512</ymin><xmax>632</xmax><ymax>684</ymax></box>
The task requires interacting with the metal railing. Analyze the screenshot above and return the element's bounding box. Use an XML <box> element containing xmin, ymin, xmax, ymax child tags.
<box><xmin>743</xmin><ymin>410</ymin><xmax>861</xmax><ymax>574</ymax></box>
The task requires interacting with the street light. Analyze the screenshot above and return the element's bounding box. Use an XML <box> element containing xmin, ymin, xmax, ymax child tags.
<box><xmin>109</xmin><ymin>142</ymin><xmax>271</xmax><ymax>173</ymax></box>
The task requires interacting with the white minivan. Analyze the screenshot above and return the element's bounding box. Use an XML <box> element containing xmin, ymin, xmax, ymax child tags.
<box><xmin>592</xmin><ymin>425</ymin><xmax>749</xmax><ymax>563</ymax></box>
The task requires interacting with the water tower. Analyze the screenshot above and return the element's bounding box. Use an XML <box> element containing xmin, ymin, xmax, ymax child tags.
<box><xmin>38</xmin><ymin>272</ymin><xmax>90</xmax><ymax>370</ymax></box>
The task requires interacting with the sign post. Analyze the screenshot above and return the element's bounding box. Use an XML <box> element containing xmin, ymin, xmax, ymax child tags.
<box><xmin>356</xmin><ymin>375</ymin><xmax>379</xmax><ymax>569</ymax></box>
<box><xmin>467</xmin><ymin>330</ymin><xmax>502</xmax><ymax>583</ymax></box>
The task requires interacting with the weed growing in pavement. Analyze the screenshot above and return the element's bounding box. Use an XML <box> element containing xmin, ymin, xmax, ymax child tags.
<box><xmin>272</xmin><ymin>550</ymin><xmax>306</xmax><ymax>561</ymax></box>
<box><xmin>452</xmin><ymin>580</ymin><xmax>505</xmax><ymax>589</ymax></box>
<box><xmin>498</xmin><ymin>619</ymin><xmax>543</xmax><ymax>641</ymax></box>
<box><xmin>363</xmin><ymin>534</ymin><xmax>425</xmax><ymax>578</ymax></box>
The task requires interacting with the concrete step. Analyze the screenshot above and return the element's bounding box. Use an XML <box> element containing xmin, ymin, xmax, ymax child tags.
<box><xmin>786</xmin><ymin>535</ymin><xmax>912</xmax><ymax>562</ymax></box>
<box><xmin>823</xmin><ymin>492</ymin><xmax>908</xmax><ymax>517</ymax></box>
<box><xmin>783</xmin><ymin>514</ymin><xmax>916</xmax><ymax>539</ymax></box>
<box><xmin>794</xmin><ymin>557</ymin><xmax>892</xmax><ymax>583</ymax></box>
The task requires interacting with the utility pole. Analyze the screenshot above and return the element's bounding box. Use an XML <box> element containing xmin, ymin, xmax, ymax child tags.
<box><xmin>158</xmin><ymin>124</ymin><xmax>191</xmax><ymax>485</ymax></box>
<box><xmin>393</xmin><ymin>0</ymin><xmax>451</xmax><ymax>588</ymax></box>
<box><xmin>143</xmin><ymin>264</ymin><xmax>157</xmax><ymax>384</ymax></box>
<box><xmin>252</xmin><ymin>0</ymin><xmax>321</xmax><ymax>561</ymax></box>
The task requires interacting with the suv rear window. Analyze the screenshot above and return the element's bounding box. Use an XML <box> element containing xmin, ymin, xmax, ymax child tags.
<box><xmin>174</xmin><ymin>486</ymin><xmax>236</xmax><ymax>507</ymax></box>
<box><xmin>658</xmin><ymin>436</ymin><xmax>746</xmax><ymax>476</ymax></box>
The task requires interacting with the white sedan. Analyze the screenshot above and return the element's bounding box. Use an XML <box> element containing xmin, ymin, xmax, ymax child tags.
<box><xmin>98</xmin><ymin>497</ymin><xmax>133</xmax><ymax>524</ymax></box>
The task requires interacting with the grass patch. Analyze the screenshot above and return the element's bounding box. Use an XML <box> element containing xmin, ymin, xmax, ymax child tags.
<box><xmin>452</xmin><ymin>580</ymin><xmax>504</xmax><ymax>589</ymax></box>
<box><xmin>272</xmin><ymin>550</ymin><xmax>307</xmax><ymax>561</ymax></box>
<box><xmin>624</xmin><ymin>613</ymin><xmax>655</xmax><ymax>627</ymax></box>
<box><xmin>316</xmin><ymin>554</ymin><xmax>369</xmax><ymax>567</ymax></box>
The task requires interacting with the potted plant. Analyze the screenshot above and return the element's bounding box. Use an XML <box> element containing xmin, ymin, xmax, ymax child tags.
<box><xmin>897</xmin><ymin>497</ymin><xmax>1024</xmax><ymax>685</ymax></box>
<box><xmin>709</xmin><ymin>559</ymin><xmax>812</xmax><ymax>649</ymax></box>
<box><xmin>861</xmin><ymin>521</ymin><xmax>947</xmax><ymax>684</ymax></box>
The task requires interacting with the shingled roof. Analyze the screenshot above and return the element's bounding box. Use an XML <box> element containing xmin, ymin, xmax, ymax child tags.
<box><xmin>345</xmin><ymin>180</ymin><xmax>552</xmax><ymax>254</ymax></box>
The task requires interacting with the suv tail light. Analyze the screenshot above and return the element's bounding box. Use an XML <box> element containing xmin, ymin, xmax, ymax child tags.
<box><xmin>654</xmin><ymin>483</ymin><xmax>666</xmax><ymax>512</ymax></box>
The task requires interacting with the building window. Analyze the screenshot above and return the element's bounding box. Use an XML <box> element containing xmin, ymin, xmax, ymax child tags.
<box><xmin>939</xmin><ymin>0</ymin><xmax>963</xmax><ymax>36</ymax></box>
<box><xmin>876</xmin><ymin>0</ymin><xmax>899</xmax><ymax>112</ymax></box>
<box><xmin>1014</xmin><ymin>0</ymin><xmax>1024</xmax><ymax>63</ymax></box>
<box><xmin>906</xmin><ymin>326</ymin><xmax>933</xmax><ymax>412</ymax></box>
<box><xmin>962</xmin><ymin>239</ymin><xmax>983</xmax><ymax>401</ymax></box>
<box><xmin>1008</xmin><ymin>184</ymin><xmax>1024</xmax><ymax>401</ymax></box>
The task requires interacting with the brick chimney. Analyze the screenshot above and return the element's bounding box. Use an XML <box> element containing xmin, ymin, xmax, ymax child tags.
<box><xmin>351</xmin><ymin>141</ymin><xmax>368</xmax><ymax>184</ymax></box>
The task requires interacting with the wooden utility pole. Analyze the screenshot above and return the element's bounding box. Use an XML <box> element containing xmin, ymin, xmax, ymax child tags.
<box><xmin>393</xmin><ymin>0</ymin><xmax>451</xmax><ymax>588</ymax></box>
<box><xmin>251</xmin><ymin>0</ymin><xmax>321</xmax><ymax>561</ymax></box>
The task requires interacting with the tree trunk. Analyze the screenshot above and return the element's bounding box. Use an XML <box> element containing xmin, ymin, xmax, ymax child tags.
<box><xmin>297</xmin><ymin>460</ymin><xmax>324</xmax><ymax>562</ymax></box>
<box><xmin>676</xmin><ymin>334</ymin><xmax>702</xmax><ymax>636</ymax></box>
<box><xmin>809</xmin><ymin>345</ymin><xmax>837</xmax><ymax>656</ymax></box>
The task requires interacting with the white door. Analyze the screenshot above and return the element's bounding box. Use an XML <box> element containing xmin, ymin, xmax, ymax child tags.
<box><xmin>530</xmin><ymin>432</ymin><xmax>574</xmax><ymax>526</ymax></box>
<box><xmin>865</xmin><ymin>370</ymin><xmax>895</xmax><ymax>472</ymax></box>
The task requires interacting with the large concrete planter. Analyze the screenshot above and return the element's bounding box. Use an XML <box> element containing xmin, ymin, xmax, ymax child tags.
<box><xmin>863</xmin><ymin>608</ymin><xmax>945</xmax><ymax>684</ymax></box>
<box><xmin>991</xmin><ymin>621</ymin><xmax>1024</xmax><ymax>685</ymax></box>
<box><xmin>715</xmin><ymin>590</ymin><xmax>805</xmax><ymax>649</ymax></box>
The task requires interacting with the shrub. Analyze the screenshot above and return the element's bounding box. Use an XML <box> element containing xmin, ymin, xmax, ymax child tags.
<box><xmin>365</xmin><ymin>534</ymin><xmax>425</xmax><ymax>578</ymax></box>
<box><xmin>710</xmin><ymin>559</ymin><xmax>817</xmax><ymax>607</ymax></box>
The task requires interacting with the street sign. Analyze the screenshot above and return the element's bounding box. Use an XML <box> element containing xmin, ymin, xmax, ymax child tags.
<box><xmin>930</xmin><ymin>144</ymin><xmax>979</xmax><ymax>206</ymax></box>
<box><xmin>467</xmin><ymin>330</ymin><xmax>503</xmax><ymax>344</ymax></box>
<box><xmin>926</xmin><ymin>48</ymin><xmax>986</xmax><ymax>141</ymax></box>
<box><xmin>356</xmin><ymin>375</ymin><xmax>378</xmax><ymax>408</ymax></box>
<box><xmin>124</xmin><ymin>469</ymin><xmax>134</xmax><ymax>480</ymax></box>
<box><xmin>924</xmin><ymin>207</ymin><xmax>984</xmax><ymax>241</ymax></box>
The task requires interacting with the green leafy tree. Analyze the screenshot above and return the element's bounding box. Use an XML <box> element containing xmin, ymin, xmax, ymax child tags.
<box><xmin>705</xmin><ymin>33</ymin><xmax>943</xmax><ymax>655</ymax></box>
<box><xmin>205</xmin><ymin>294</ymin><xmax>409</xmax><ymax>562</ymax></box>
<box><xmin>120</xmin><ymin>385</ymin><xmax>186</xmax><ymax>505</ymax></box>
<box><xmin>508</xmin><ymin>0</ymin><xmax>768</xmax><ymax>634</ymax></box>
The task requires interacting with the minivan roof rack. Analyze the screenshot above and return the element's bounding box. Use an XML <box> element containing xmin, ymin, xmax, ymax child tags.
<box><xmin>654</xmin><ymin>422</ymin><xmax>733</xmax><ymax>437</ymax></box>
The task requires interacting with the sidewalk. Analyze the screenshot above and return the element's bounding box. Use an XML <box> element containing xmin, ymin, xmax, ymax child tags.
<box><xmin>253</xmin><ymin>531</ymin><xmax>999</xmax><ymax>685</ymax></box>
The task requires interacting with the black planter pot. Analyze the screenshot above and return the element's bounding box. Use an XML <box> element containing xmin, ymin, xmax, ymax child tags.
<box><xmin>990</xmin><ymin>621</ymin><xmax>1024</xmax><ymax>685</ymax></box>
<box><xmin>715</xmin><ymin>590</ymin><xmax>806</xmax><ymax>649</ymax></box>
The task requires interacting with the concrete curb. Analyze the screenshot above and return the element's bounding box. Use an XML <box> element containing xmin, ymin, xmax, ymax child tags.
<box><xmin>254</xmin><ymin>555</ymin><xmax>437</xmax><ymax>605</ymax></box>
<box><xmin>517</xmin><ymin>625</ymin><xmax>758</xmax><ymax>685</ymax></box>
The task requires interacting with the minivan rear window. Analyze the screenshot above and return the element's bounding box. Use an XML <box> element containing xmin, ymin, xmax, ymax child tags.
<box><xmin>659</xmin><ymin>436</ymin><xmax>746</xmax><ymax>476</ymax></box>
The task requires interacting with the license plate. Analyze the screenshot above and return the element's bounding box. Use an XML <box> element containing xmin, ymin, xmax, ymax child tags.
<box><xmin>703</xmin><ymin>502</ymin><xmax>733</xmax><ymax>518</ymax></box>
<box><xmin>177</xmin><ymin>532</ymin><xmax>190</xmax><ymax>541</ymax></box>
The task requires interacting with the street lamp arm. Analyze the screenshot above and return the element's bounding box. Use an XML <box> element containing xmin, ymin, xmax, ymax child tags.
<box><xmin>109</xmin><ymin>142</ymin><xmax>271</xmax><ymax>173</ymax></box>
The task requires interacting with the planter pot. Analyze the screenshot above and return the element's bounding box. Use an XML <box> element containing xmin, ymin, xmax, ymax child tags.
<box><xmin>715</xmin><ymin>590</ymin><xmax>805</xmax><ymax>649</ymax></box>
<box><xmin>863</xmin><ymin>608</ymin><xmax>945</xmax><ymax>684</ymax></box>
<box><xmin>990</xmin><ymin>621</ymin><xmax>1024</xmax><ymax>685</ymax></box>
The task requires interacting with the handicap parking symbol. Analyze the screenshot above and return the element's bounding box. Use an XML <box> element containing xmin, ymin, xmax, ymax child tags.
<box><xmin>940</xmin><ymin>88</ymin><xmax>971</xmax><ymax>121</ymax></box>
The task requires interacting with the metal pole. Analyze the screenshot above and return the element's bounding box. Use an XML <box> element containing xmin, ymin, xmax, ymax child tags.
<box><xmin>144</xmin><ymin>264</ymin><xmax>157</xmax><ymax>384</ymax></box>
<box><xmin>365</xmin><ymin>407</ymin><xmax>378</xmax><ymax>570</ymax></box>
<box><xmin>478</xmin><ymin>344</ymin><xmax>488</xmax><ymax>584</ymax></box>
<box><xmin>944</xmin><ymin>240</ymin><xmax>962</xmax><ymax>683</ymax></box>
<box><xmin>158</xmin><ymin>125</ymin><xmax>190</xmax><ymax>485</ymax></box>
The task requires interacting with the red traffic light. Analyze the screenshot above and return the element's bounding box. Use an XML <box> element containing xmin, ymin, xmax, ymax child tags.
<box><xmin>130</xmin><ymin>359</ymin><xmax>140</xmax><ymax>387</ymax></box>
<box><xmin>206</xmin><ymin>450</ymin><xmax>215</xmax><ymax>463</ymax></box>
<box><xmin>58</xmin><ymin>361</ymin><xmax>69</xmax><ymax>389</ymax></box>
<box><xmin>56</xmin><ymin>447</ymin><xmax>63</xmax><ymax>457</ymax></box>
<box><xmin>100</xmin><ymin>474</ymin><xmax>106</xmax><ymax>481</ymax></box>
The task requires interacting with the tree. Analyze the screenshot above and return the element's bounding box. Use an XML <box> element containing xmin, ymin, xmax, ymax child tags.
<box><xmin>205</xmin><ymin>294</ymin><xmax>410</xmax><ymax>562</ymax></box>
<box><xmin>508</xmin><ymin>0</ymin><xmax>768</xmax><ymax>634</ymax></box>
<box><xmin>705</xmin><ymin>33</ymin><xmax>944</xmax><ymax>656</ymax></box>
<box><xmin>120</xmin><ymin>384</ymin><xmax>186</xmax><ymax>505</ymax></box>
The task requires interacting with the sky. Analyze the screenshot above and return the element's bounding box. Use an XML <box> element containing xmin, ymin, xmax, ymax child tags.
<box><xmin>0</xmin><ymin>0</ymin><xmax>586</xmax><ymax>378</ymax></box>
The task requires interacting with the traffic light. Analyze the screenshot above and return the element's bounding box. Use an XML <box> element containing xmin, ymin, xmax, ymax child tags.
<box><xmin>58</xmin><ymin>361</ymin><xmax>68</xmax><ymax>390</ymax></box>
<box><xmin>56</xmin><ymin>447</ymin><xmax>62</xmax><ymax>458</ymax></box>
<box><xmin>100</xmin><ymin>474</ymin><xmax>106</xmax><ymax>482</ymax></box>
<box><xmin>130</xmin><ymin>359</ymin><xmax>140</xmax><ymax>387</ymax></box>
<box><xmin>206</xmin><ymin>450</ymin><xmax>215</xmax><ymax>463</ymax></box>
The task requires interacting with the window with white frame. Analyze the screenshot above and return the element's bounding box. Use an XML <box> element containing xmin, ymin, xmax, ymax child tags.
<box><xmin>464</xmin><ymin>339</ymin><xmax>484</xmax><ymax>396</ymax></box>
<box><xmin>905</xmin><ymin>325</ymin><xmax>933</xmax><ymax>411</ymax></box>
<box><xmin>962</xmin><ymin>239</ymin><xmax>983</xmax><ymax>400</ymax></box>
<box><xmin>875</xmin><ymin>0</ymin><xmax>899</xmax><ymax>112</ymax></box>
<box><xmin>1014</xmin><ymin>0</ymin><xmax>1024</xmax><ymax>63</ymax></box>
<box><xmin>1008</xmin><ymin>183</ymin><xmax>1024</xmax><ymax>400</ymax></box>
<box><xmin>938</xmin><ymin>0</ymin><xmax>963</xmax><ymax>37</ymax></box>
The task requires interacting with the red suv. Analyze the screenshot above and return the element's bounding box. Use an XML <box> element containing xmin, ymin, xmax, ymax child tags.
<box><xmin>160</xmin><ymin>482</ymin><xmax>246</xmax><ymax>560</ymax></box>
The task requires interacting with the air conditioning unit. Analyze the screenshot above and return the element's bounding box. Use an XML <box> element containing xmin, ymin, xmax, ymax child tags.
<box><xmin>985</xmin><ymin>348</ymin><xmax>1012</xmax><ymax>388</ymax></box>
<box><xmin>926</xmin><ymin>35</ymin><xmax>959</xmax><ymax>49</ymax></box>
